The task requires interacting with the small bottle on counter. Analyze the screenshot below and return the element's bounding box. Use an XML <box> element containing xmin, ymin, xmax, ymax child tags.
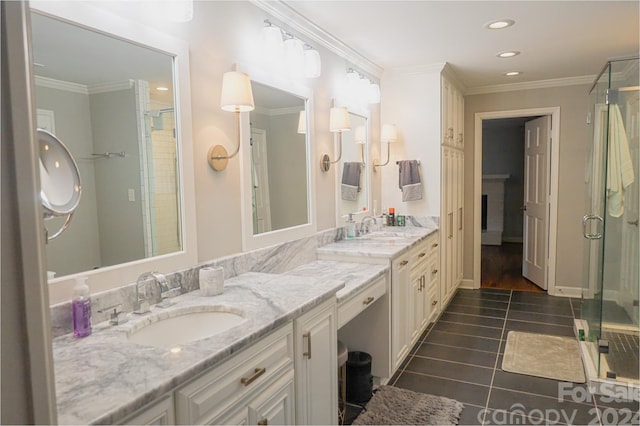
<box><xmin>72</xmin><ymin>276</ymin><xmax>92</xmax><ymax>338</ymax></box>
<box><xmin>346</xmin><ymin>213</ymin><xmax>357</xmax><ymax>239</ymax></box>
<box><xmin>388</xmin><ymin>207</ymin><xmax>395</xmax><ymax>226</ymax></box>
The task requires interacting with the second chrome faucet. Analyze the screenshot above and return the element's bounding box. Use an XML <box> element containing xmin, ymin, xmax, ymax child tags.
<box><xmin>134</xmin><ymin>272</ymin><xmax>181</xmax><ymax>314</ymax></box>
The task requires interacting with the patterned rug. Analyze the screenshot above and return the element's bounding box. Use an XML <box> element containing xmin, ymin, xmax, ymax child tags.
<box><xmin>352</xmin><ymin>385</ymin><xmax>464</xmax><ymax>425</ymax></box>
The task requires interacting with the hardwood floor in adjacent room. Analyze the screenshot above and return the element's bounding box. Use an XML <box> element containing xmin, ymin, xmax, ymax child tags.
<box><xmin>481</xmin><ymin>242</ymin><xmax>545</xmax><ymax>293</ymax></box>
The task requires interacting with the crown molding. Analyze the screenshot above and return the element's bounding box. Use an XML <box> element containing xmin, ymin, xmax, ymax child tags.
<box><xmin>35</xmin><ymin>75</ymin><xmax>88</xmax><ymax>94</ymax></box>
<box><xmin>466</xmin><ymin>74</ymin><xmax>596</xmax><ymax>96</ymax></box>
<box><xmin>88</xmin><ymin>80</ymin><xmax>134</xmax><ymax>95</ymax></box>
<box><xmin>249</xmin><ymin>0</ymin><xmax>383</xmax><ymax>79</ymax></box>
<box><xmin>383</xmin><ymin>62</ymin><xmax>446</xmax><ymax>78</ymax></box>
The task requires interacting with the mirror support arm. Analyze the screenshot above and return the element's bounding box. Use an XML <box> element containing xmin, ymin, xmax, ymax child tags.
<box><xmin>208</xmin><ymin>111</ymin><xmax>242</xmax><ymax>171</ymax></box>
<box><xmin>373</xmin><ymin>142</ymin><xmax>391</xmax><ymax>172</ymax></box>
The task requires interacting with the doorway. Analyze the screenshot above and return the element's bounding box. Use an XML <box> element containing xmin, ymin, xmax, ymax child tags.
<box><xmin>473</xmin><ymin>107</ymin><xmax>560</xmax><ymax>295</ymax></box>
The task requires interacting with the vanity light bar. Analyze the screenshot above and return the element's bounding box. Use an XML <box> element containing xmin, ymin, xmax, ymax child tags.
<box><xmin>346</xmin><ymin>68</ymin><xmax>380</xmax><ymax>104</ymax></box>
<box><xmin>263</xmin><ymin>19</ymin><xmax>321</xmax><ymax>79</ymax></box>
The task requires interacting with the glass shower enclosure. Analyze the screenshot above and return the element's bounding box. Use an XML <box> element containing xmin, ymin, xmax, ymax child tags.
<box><xmin>582</xmin><ymin>57</ymin><xmax>639</xmax><ymax>386</ymax></box>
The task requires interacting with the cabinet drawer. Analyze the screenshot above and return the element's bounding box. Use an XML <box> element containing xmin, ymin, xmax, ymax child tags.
<box><xmin>118</xmin><ymin>393</ymin><xmax>175</xmax><ymax>425</ymax></box>
<box><xmin>427</xmin><ymin>255</ymin><xmax>439</xmax><ymax>292</ymax></box>
<box><xmin>427</xmin><ymin>286</ymin><xmax>439</xmax><ymax>323</ymax></box>
<box><xmin>175</xmin><ymin>324</ymin><xmax>293</xmax><ymax>424</ymax></box>
<box><xmin>338</xmin><ymin>275</ymin><xmax>386</xmax><ymax>329</ymax></box>
<box><xmin>410</xmin><ymin>243</ymin><xmax>429</xmax><ymax>269</ymax></box>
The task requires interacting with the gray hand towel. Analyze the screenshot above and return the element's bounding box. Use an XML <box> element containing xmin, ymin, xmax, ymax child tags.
<box><xmin>398</xmin><ymin>160</ymin><xmax>423</xmax><ymax>202</ymax></box>
<box><xmin>341</xmin><ymin>162</ymin><xmax>362</xmax><ymax>201</ymax></box>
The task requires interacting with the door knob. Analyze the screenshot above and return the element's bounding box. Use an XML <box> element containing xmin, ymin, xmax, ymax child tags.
<box><xmin>519</xmin><ymin>205</ymin><xmax>527</xmax><ymax>212</ymax></box>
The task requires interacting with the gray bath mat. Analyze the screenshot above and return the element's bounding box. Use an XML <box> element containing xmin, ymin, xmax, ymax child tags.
<box><xmin>502</xmin><ymin>331</ymin><xmax>586</xmax><ymax>383</ymax></box>
<box><xmin>352</xmin><ymin>385</ymin><xmax>464</xmax><ymax>425</ymax></box>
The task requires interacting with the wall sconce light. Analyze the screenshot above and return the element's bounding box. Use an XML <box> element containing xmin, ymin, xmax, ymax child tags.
<box><xmin>297</xmin><ymin>110</ymin><xmax>307</xmax><ymax>134</ymax></box>
<box><xmin>208</xmin><ymin>71</ymin><xmax>255</xmax><ymax>172</ymax></box>
<box><xmin>373</xmin><ymin>124</ymin><xmax>397</xmax><ymax>172</ymax></box>
<box><xmin>354</xmin><ymin>125</ymin><xmax>366</xmax><ymax>164</ymax></box>
<box><xmin>321</xmin><ymin>107</ymin><xmax>351</xmax><ymax>172</ymax></box>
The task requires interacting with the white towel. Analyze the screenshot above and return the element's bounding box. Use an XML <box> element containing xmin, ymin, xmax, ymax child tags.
<box><xmin>607</xmin><ymin>104</ymin><xmax>635</xmax><ymax>217</ymax></box>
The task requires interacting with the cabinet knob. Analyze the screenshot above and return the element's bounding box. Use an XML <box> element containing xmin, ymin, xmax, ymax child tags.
<box><xmin>400</xmin><ymin>260</ymin><xmax>409</xmax><ymax>266</ymax></box>
<box><xmin>258</xmin><ymin>419</ymin><xmax>268</xmax><ymax>425</ymax></box>
<box><xmin>432</xmin><ymin>269</ymin><xmax>438</xmax><ymax>274</ymax></box>
<box><xmin>432</xmin><ymin>300</ymin><xmax>438</xmax><ymax>306</ymax></box>
<box><xmin>240</xmin><ymin>367</ymin><xmax>266</xmax><ymax>386</ymax></box>
<box><xmin>418</xmin><ymin>252</ymin><xmax>426</xmax><ymax>258</ymax></box>
<box><xmin>432</xmin><ymin>243</ymin><xmax>439</xmax><ymax>248</ymax></box>
<box><xmin>363</xmin><ymin>296</ymin><xmax>375</xmax><ymax>306</ymax></box>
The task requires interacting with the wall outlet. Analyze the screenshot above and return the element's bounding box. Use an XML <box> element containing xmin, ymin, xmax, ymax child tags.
<box><xmin>128</xmin><ymin>188</ymin><xmax>135</xmax><ymax>202</ymax></box>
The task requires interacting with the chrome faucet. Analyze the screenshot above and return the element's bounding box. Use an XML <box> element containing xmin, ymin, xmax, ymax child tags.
<box><xmin>360</xmin><ymin>216</ymin><xmax>377</xmax><ymax>234</ymax></box>
<box><xmin>134</xmin><ymin>272</ymin><xmax>167</xmax><ymax>314</ymax></box>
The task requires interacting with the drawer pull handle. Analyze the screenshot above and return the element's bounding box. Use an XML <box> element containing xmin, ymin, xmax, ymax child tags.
<box><xmin>418</xmin><ymin>252</ymin><xmax>426</xmax><ymax>258</ymax></box>
<box><xmin>303</xmin><ymin>332</ymin><xmax>312</xmax><ymax>359</ymax></box>
<box><xmin>432</xmin><ymin>300</ymin><xmax>438</xmax><ymax>306</ymax></box>
<box><xmin>432</xmin><ymin>269</ymin><xmax>438</xmax><ymax>274</ymax></box>
<box><xmin>257</xmin><ymin>419</ymin><xmax>268</xmax><ymax>426</ymax></box>
<box><xmin>363</xmin><ymin>296</ymin><xmax>375</xmax><ymax>305</ymax></box>
<box><xmin>241</xmin><ymin>367</ymin><xmax>266</xmax><ymax>386</ymax></box>
<box><xmin>432</xmin><ymin>243</ymin><xmax>439</xmax><ymax>248</ymax></box>
<box><xmin>400</xmin><ymin>260</ymin><xmax>409</xmax><ymax>266</ymax></box>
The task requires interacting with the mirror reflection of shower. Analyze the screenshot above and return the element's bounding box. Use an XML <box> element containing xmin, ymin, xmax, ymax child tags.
<box><xmin>146</xmin><ymin>108</ymin><xmax>181</xmax><ymax>256</ymax></box>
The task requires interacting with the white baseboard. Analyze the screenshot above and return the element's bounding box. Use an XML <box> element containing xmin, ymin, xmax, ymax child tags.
<box><xmin>459</xmin><ymin>279</ymin><xmax>477</xmax><ymax>289</ymax></box>
<box><xmin>552</xmin><ymin>286</ymin><xmax>582</xmax><ymax>298</ymax></box>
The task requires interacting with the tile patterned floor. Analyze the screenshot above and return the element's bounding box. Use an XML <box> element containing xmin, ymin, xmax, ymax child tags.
<box><xmin>386</xmin><ymin>288</ymin><xmax>640</xmax><ymax>425</ymax></box>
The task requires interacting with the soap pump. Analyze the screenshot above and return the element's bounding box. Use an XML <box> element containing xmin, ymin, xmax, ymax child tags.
<box><xmin>346</xmin><ymin>213</ymin><xmax>356</xmax><ymax>239</ymax></box>
<box><xmin>72</xmin><ymin>276</ymin><xmax>92</xmax><ymax>338</ymax></box>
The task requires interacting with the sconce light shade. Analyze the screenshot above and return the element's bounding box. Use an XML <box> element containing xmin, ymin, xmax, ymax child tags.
<box><xmin>329</xmin><ymin>107</ymin><xmax>351</xmax><ymax>133</ymax></box>
<box><xmin>284</xmin><ymin>37</ymin><xmax>305</xmax><ymax>76</ymax></box>
<box><xmin>354</xmin><ymin>125</ymin><xmax>366</xmax><ymax>144</ymax></box>
<box><xmin>304</xmin><ymin>48</ymin><xmax>321</xmax><ymax>78</ymax></box>
<box><xmin>297</xmin><ymin>111</ymin><xmax>307</xmax><ymax>134</ymax></box>
<box><xmin>220</xmin><ymin>71</ymin><xmax>255</xmax><ymax>112</ymax></box>
<box><xmin>381</xmin><ymin>124</ymin><xmax>397</xmax><ymax>143</ymax></box>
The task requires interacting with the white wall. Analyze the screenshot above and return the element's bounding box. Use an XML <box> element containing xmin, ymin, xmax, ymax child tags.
<box><xmin>465</xmin><ymin>84</ymin><xmax>591</xmax><ymax>290</ymax></box>
<box><xmin>380</xmin><ymin>66</ymin><xmax>443</xmax><ymax>217</ymax></box>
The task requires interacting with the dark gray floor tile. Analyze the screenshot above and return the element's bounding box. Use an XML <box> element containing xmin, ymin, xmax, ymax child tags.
<box><xmin>440</xmin><ymin>311</ymin><xmax>506</xmax><ymax>328</ymax></box>
<box><xmin>458</xmin><ymin>404</ymin><xmax>487</xmax><ymax>425</ymax></box>
<box><xmin>433</xmin><ymin>321</ymin><xmax>504</xmax><ymax>339</ymax></box>
<box><xmin>415</xmin><ymin>342</ymin><xmax>498</xmax><ymax>368</ymax></box>
<box><xmin>483</xmin><ymin>408</ymin><xmax>566</xmax><ymax>425</ymax></box>
<box><xmin>456</xmin><ymin>289</ymin><xmax>511</xmax><ymax>302</ymax></box>
<box><xmin>593</xmin><ymin>393</ymin><xmax>640</xmax><ymax>412</ymax></box>
<box><xmin>446</xmin><ymin>304</ymin><xmax>508</xmax><ymax>319</ymax></box>
<box><xmin>594</xmin><ymin>406</ymin><xmax>640</xmax><ymax>425</ymax></box>
<box><xmin>450</xmin><ymin>296</ymin><xmax>510</xmax><ymax>310</ymax></box>
<box><xmin>425</xmin><ymin>330</ymin><xmax>501</xmax><ymax>353</ymax></box>
<box><xmin>505</xmin><ymin>320</ymin><xmax>576</xmax><ymax>337</ymax></box>
<box><xmin>394</xmin><ymin>371</ymin><xmax>490</xmax><ymax>407</ymax></box>
<box><xmin>492</xmin><ymin>370</ymin><xmax>573</xmax><ymax>398</ymax></box>
<box><xmin>507</xmin><ymin>310</ymin><xmax>575</xmax><ymax>327</ymax></box>
<box><xmin>488</xmin><ymin>388</ymin><xmax>598</xmax><ymax>425</ymax></box>
<box><xmin>510</xmin><ymin>291</ymin><xmax>567</xmax><ymax>305</ymax></box>
<box><xmin>404</xmin><ymin>356</ymin><xmax>494</xmax><ymax>385</ymax></box>
<box><xmin>509</xmin><ymin>301</ymin><xmax>574</xmax><ymax>317</ymax></box>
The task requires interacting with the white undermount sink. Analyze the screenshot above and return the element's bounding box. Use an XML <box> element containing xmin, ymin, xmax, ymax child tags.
<box><xmin>126</xmin><ymin>307</ymin><xmax>246</xmax><ymax>349</ymax></box>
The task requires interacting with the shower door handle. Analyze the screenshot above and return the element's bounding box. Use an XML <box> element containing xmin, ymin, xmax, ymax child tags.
<box><xmin>583</xmin><ymin>214</ymin><xmax>604</xmax><ymax>240</ymax></box>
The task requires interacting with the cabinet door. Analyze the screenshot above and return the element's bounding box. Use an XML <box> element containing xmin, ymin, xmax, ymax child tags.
<box><xmin>249</xmin><ymin>372</ymin><xmax>295</xmax><ymax>426</ymax></box>
<box><xmin>410</xmin><ymin>270</ymin><xmax>423</xmax><ymax>346</ymax></box>
<box><xmin>119</xmin><ymin>394</ymin><xmax>175</xmax><ymax>425</ymax></box>
<box><xmin>391</xmin><ymin>254</ymin><xmax>411</xmax><ymax>370</ymax></box>
<box><xmin>456</xmin><ymin>152</ymin><xmax>464</xmax><ymax>285</ymax></box>
<box><xmin>294</xmin><ymin>299</ymin><xmax>338</xmax><ymax>425</ymax></box>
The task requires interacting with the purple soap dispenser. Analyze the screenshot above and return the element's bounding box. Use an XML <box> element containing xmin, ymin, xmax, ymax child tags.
<box><xmin>72</xmin><ymin>277</ymin><xmax>92</xmax><ymax>338</ymax></box>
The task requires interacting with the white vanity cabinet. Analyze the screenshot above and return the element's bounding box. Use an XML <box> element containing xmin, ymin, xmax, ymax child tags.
<box><xmin>294</xmin><ymin>298</ymin><xmax>338</xmax><ymax>425</ymax></box>
<box><xmin>118</xmin><ymin>394</ymin><xmax>176</xmax><ymax>425</ymax></box>
<box><xmin>391</xmin><ymin>252</ymin><xmax>412</xmax><ymax>371</ymax></box>
<box><xmin>174</xmin><ymin>324</ymin><xmax>295</xmax><ymax>425</ymax></box>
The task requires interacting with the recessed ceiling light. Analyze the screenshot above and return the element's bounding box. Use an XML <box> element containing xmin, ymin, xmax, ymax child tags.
<box><xmin>497</xmin><ymin>51</ymin><xmax>520</xmax><ymax>58</ymax></box>
<box><xmin>505</xmin><ymin>71</ymin><xmax>521</xmax><ymax>76</ymax></box>
<box><xmin>157</xmin><ymin>86</ymin><xmax>169</xmax><ymax>91</ymax></box>
<box><xmin>486</xmin><ymin>19</ymin><xmax>515</xmax><ymax>30</ymax></box>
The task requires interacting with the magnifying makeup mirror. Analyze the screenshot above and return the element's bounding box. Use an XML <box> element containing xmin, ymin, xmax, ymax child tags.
<box><xmin>38</xmin><ymin>129</ymin><xmax>82</xmax><ymax>240</ymax></box>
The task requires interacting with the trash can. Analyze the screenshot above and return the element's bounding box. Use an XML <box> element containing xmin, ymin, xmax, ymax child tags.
<box><xmin>346</xmin><ymin>351</ymin><xmax>373</xmax><ymax>404</ymax></box>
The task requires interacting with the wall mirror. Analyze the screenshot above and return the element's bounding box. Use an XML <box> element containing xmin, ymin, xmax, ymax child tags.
<box><xmin>337</xmin><ymin>112</ymin><xmax>370</xmax><ymax>222</ymax></box>
<box><xmin>30</xmin><ymin>2</ymin><xmax>197</xmax><ymax>303</ymax></box>
<box><xmin>238</xmin><ymin>66</ymin><xmax>316</xmax><ymax>251</ymax></box>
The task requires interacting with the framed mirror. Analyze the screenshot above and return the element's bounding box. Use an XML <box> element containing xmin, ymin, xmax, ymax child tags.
<box><xmin>31</xmin><ymin>2</ymin><xmax>197</xmax><ymax>303</ymax></box>
<box><xmin>337</xmin><ymin>112</ymin><xmax>370</xmax><ymax>223</ymax></box>
<box><xmin>238</xmin><ymin>66</ymin><xmax>316</xmax><ymax>251</ymax></box>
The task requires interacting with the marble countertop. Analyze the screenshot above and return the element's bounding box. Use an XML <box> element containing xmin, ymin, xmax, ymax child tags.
<box><xmin>53</xmin><ymin>272</ymin><xmax>344</xmax><ymax>425</ymax></box>
<box><xmin>317</xmin><ymin>226</ymin><xmax>438</xmax><ymax>259</ymax></box>
<box><xmin>284</xmin><ymin>261</ymin><xmax>389</xmax><ymax>303</ymax></box>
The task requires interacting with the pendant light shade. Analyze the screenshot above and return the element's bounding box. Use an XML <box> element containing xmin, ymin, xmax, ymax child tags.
<box><xmin>304</xmin><ymin>48</ymin><xmax>321</xmax><ymax>78</ymax></box>
<box><xmin>220</xmin><ymin>71</ymin><xmax>254</xmax><ymax>112</ymax></box>
<box><xmin>284</xmin><ymin>37</ymin><xmax>305</xmax><ymax>76</ymax></box>
<box><xmin>262</xmin><ymin>23</ymin><xmax>283</xmax><ymax>59</ymax></box>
